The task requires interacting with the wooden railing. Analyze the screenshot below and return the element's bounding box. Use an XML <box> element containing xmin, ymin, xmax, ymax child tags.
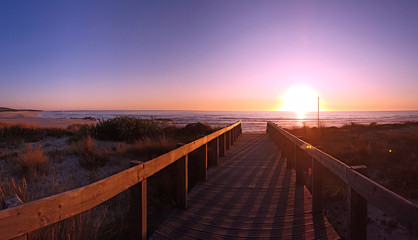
<box><xmin>267</xmin><ymin>121</ymin><xmax>418</xmax><ymax>240</ymax></box>
<box><xmin>0</xmin><ymin>121</ymin><xmax>242</xmax><ymax>240</ymax></box>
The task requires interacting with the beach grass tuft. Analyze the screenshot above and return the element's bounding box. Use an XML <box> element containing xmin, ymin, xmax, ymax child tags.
<box><xmin>73</xmin><ymin>136</ymin><xmax>109</xmax><ymax>171</ymax></box>
<box><xmin>18</xmin><ymin>144</ymin><xmax>49</xmax><ymax>177</ymax></box>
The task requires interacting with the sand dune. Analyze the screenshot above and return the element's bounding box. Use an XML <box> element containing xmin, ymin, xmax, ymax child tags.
<box><xmin>0</xmin><ymin>111</ymin><xmax>97</xmax><ymax>128</ymax></box>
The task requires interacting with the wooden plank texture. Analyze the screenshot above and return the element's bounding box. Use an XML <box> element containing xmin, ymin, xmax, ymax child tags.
<box><xmin>151</xmin><ymin>133</ymin><xmax>339</xmax><ymax>240</ymax></box>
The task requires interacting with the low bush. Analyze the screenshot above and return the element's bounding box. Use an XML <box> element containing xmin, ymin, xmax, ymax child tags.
<box><xmin>18</xmin><ymin>144</ymin><xmax>49</xmax><ymax>177</ymax></box>
<box><xmin>127</xmin><ymin>137</ymin><xmax>176</xmax><ymax>160</ymax></box>
<box><xmin>175</xmin><ymin>122</ymin><xmax>215</xmax><ymax>142</ymax></box>
<box><xmin>71</xmin><ymin>117</ymin><xmax>168</xmax><ymax>143</ymax></box>
<box><xmin>74</xmin><ymin>136</ymin><xmax>109</xmax><ymax>171</ymax></box>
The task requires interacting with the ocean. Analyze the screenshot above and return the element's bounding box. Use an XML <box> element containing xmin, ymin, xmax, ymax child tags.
<box><xmin>37</xmin><ymin>110</ymin><xmax>418</xmax><ymax>132</ymax></box>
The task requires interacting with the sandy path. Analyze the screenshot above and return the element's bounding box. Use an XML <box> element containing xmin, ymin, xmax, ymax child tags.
<box><xmin>0</xmin><ymin>111</ymin><xmax>97</xmax><ymax>128</ymax></box>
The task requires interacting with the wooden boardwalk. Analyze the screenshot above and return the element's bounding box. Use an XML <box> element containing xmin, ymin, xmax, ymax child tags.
<box><xmin>151</xmin><ymin>133</ymin><xmax>340</xmax><ymax>239</ymax></box>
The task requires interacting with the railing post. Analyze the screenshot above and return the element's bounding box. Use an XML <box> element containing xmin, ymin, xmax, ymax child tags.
<box><xmin>176</xmin><ymin>155</ymin><xmax>188</xmax><ymax>209</ymax></box>
<box><xmin>226</xmin><ymin>131</ymin><xmax>231</xmax><ymax>150</ymax></box>
<box><xmin>210</xmin><ymin>138</ymin><xmax>219</xmax><ymax>166</ymax></box>
<box><xmin>239</xmin><ymin>123</ymin><xmax>242</xmax><ymax>135</ymax></box>
<box><xmin>295</xmin><ymin>146</ymin><xmax>304</xmax><ymax>184</ymax></box>
<box><xmin>348</xmin><ymin>165</ymin><xmax>368</xmax><ymax>240</ymax></box>
<box><xmin>219</xmin><ymin>133</ymin><xmax>226</xmax><ymax>157</ymax></box>
<box><xmin>286</xmin><ymin>141</ymin><xmax>294</xmax><ymax>169</ymax></box>
<box><xmin>198</xmin><ymin>144</ymin><xmax>208</xmax><ymax>181</ymax></box>
<box><xmin>128</xmin><ymin>161</ymin><xmax>147</xmax><ymax>240</ymax></box>
<box><xmin>230</xmin><ymin>129</ymin><xmax>234</xmax><ymax>146</ymax></box>
<box><xmin>277</xmin><ymin>133</ymin><xmax>286</xmax><ymax>158</ymax></box>
<box><xmin>312</xmin><ymin>158</ymin><xmax>324</xmax><ymax>214</ymax></box>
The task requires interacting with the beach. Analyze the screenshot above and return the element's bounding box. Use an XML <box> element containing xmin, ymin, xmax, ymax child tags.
<box><xmin>0</xmin><ymin>111</ymin><xmax>97</xmax><ymax>128</ymax></box>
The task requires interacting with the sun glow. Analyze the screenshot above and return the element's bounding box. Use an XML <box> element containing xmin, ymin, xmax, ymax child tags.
<box><xmin>279</xmin><ymin>85</ymin><xmax>319</xmax><ymax>119</ymax></box>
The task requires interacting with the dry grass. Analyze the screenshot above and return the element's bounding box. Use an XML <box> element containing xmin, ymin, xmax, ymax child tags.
<box><xmin>0</xmin><ymin>177</ymin><xmax>28</xmax><ymax>209</ymax></box>
<box><xmin>127</xmin><ymin>137</ymin><xmax>176</xmax><ymax>160</ymax></box>
<box><xmin>72</xmin><ymin>136</ymin><xmax>109</xmax><ymax>172</ymax></box>
<box><xmin>0</xmin><ymin>120</ymin><xmax>217</xmax><ymax>238</ymax></box>
<box><xmin>28</xmin><ymin>207</ymin><xmax>108</xmax><ymax>240</ymax></box>
<box><xmin>0</xmin><ymin>176</ymin><xmax>110</xmax><ymax>240</ymax></box>
<box><xmin>0</xmin><ymin>121</ymin><xmax>71</xmax><ymax>144</ymax></box>
<box><xmin>288</xmin><ymin>122</ymin><xmax>418</xmax><ymax>200</ymax></box>
<box><xmin>18</xmin><ymin>144</ymin><xmax>49</xmax><ymax>177</ymax></box>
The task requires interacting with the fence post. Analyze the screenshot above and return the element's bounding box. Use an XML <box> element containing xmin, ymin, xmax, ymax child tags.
<box><xmin>239</xmin><ymin>123</ymin><xmax>242</xmax><ymax>135</ymax></box>
<box><xmin>277</xmin><ymin>133</ymin><xmax>286</xmax><ymax>158</ymax></box>
<box><xmin>230</xmin><ymin>129</ymin><xmax>234</xmax><ymax>146</ymax></box>
<box><xmin>210</xmin><ymin>138</ymin><xmax>219</xmax><ymax>166</ymax></box>
<box><xmin>198</xmin><ymin>144</ymin><xmax>208</xmax><ymax>181</ymax></box>
<box><xmin>176</xmin><ymin>155</ymin><xmax>188</xmax><ymax>209</ymax></box>
<box><xmin>295</xmin><ymin>147</ymin><xmax>304</xmax><ymax>184</ymax></box>
<box><xmin>312</xmin><ymin>158</ymin><xmax>324</xmax><ymax>214</ymax></box>
<box><xmin>348</xmin><ymin>165</ymin><xmax>368</xmax><ymax>240</ymax></box>
<box><xmin>2</xmin><ymin>194</ymin><xmax>27</xmax><ymax>240</ymax></box>
<box><xmin>128</xmin><ymin>161</ymin><xmax>147</xmax><ymax>240</ymax></box>
<box><xmin>226</xmin><ymin>131</ymin><xmax>231</xmax><ymax>150</ymax></box>
<box><xmin>219</xmin><ymin>134</ymin><xmax>226</xmax><ymax>157</ymax></box>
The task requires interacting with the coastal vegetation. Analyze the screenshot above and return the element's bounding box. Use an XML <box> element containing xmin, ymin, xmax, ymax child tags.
<box><xmin>1</xmin><ymin>119</ymin><xmax>416</xmax><ymax>239</ymax></box>
<box><xmin>287</xmin><ymin>121</ymin><xmax>418</xmax><ymax>238</ymax></box>
<box><xmin>288</xmin><ymin>121</ymin><xmax>418</xmax><ymax>200</ymax></box>
<box><xmin>0</xmin><ymin>117</ymin><xmax>217</xmax><ymax>239</ymax></box>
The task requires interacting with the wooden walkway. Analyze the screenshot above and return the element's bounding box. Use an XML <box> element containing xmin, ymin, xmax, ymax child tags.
<box><xmin>151</xmin><ymin>133</ymin><xmax>340</xmax><ymax>239</ymax></box>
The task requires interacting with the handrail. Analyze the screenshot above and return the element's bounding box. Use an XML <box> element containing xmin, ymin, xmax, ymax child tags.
<box><xmin>0</xmin><ymin>121</ymin><xmax>242</xmax><ymax>240</ymax></box>
<box><xmin>267</xmin><ymin>121</ymin><xmax>418</xmax><ymax>239</ymax></box>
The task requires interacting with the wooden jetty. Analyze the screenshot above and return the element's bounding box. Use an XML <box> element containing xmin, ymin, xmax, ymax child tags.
<box><xmin>0</xmin><ymin>121</ymin><xmax>417</xmax><ymax>240</ymax></box>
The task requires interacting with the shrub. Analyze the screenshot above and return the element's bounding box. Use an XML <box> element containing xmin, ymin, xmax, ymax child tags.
<box><xmin>176</xmin><ymin>122</ymin><xmax>215</xmax><ymax>142</ymax></box>
<box><xmin>75</xmin><ymin>136</ymin><xmax>109</xmax><ymax>171</ymax></box>
<box><xmin>72</xmin><ymin>117</ymin><xmax>168</xmax><ymax>143</ymax></box>
<box><xmin>127</xmin><ymin>137</ymin><xmax>176</xmax><ymax>160</ymax></box>
<box><xmin>18</xmin><ymin>144</ymin><xmax>49</xmax><ymax>177</ymax></box>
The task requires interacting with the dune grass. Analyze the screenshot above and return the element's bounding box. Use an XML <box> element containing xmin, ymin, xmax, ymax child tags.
<box><xmin>0</xmin><ymin>122</ymin><xmax>71</xmax><ymax>144</ymax></box>
<box><xmin>0</xmin><ymin>176</ymin><xmax>110</xmax><ymax>240</ymax></box>
<box><xmin>288</xmin><ymin>121</ymin><xmax>418</xmax><ymax>199</ymax></box>
<box><xmin>72</xmin><ymin>136</ymin><xmax>109</xmax><ymax>171</ymax></box>
<box><xmin>18</xmin><ymin>144</ymin><xmax>49</xmax><ymax>177</ymax></box>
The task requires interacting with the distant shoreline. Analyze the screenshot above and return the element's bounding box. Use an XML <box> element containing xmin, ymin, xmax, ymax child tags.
<box><xmin>0</xmin><ymin>110</ymin><xmax>97</xmax><ymax>128</ymax></box>
<box><xmin>0</xmin><ymin>107</ymin><xmax>42</xmax><ymax>112</ymax></box>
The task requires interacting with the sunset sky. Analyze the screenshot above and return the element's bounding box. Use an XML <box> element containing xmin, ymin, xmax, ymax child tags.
<box><xmin>1</xmin><ymin>1</ymin><xmax>417</xmax><ymax>111</ymax></box>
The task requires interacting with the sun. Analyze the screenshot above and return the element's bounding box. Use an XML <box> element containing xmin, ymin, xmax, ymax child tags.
<box><xmin>279</xmin><ymin>85</ymin><xmax>318</xmax><ymax>119</ymax></box>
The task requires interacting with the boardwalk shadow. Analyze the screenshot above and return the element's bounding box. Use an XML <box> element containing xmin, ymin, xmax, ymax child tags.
<box><xmin>150</xmin><ymin>133</ymin><xmax>338</xmax><ymax>239</ymax></box>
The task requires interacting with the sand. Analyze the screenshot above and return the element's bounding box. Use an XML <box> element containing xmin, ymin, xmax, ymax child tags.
<box><xmin>0</xmin><ymin>111</ymin><xmax>97</xmax><ymax>128</ymax></box>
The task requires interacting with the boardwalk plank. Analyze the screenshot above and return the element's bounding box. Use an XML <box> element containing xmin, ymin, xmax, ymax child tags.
<box><xmin>150</xmin><ymin>133</ymin><xmax>339</xmax><ymax>240</ymax></box>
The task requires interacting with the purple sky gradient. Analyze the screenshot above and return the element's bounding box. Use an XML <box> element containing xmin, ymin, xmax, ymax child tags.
<box><xmin>1</xmin><ymin>1</ymin><xmax>417</xmax><ymax>111</ymax></box>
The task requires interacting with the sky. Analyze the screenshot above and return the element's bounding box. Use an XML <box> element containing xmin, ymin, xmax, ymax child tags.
<box><xmin>1</xmin><ymin>0</ymin><xmax>417</xmax><ymax>111</ymax></box>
